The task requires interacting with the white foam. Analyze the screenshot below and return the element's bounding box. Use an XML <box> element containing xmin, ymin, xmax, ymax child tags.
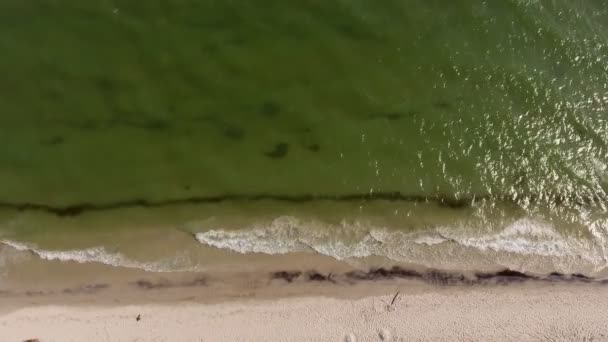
<box><xmin>195</xmin><ymin>216</ymin><xmax>384</xmax><ymax>259</ymax></box>
<box><xmin>0</xmin><ymin>240</ymin><xmax>198</xmax><ymax>272</ymax></box>
<box><xmin>449</xmin><ymin>218</ymin><xmax>604</xmax><ymax>261</ymax></box>
<box><xmin>196</xmin><ymin>219</ymin><xmax>310</xmax><ymax>255</ymax></box>
<box><xmin>194</xmin><ymin>216</ymin><xmax>608</xmax><ymax>273</ymax></box>
<box><xmin>413</xmin><ymin>235</ymin><xmax>449</xmax><ymax>246</ymax></box>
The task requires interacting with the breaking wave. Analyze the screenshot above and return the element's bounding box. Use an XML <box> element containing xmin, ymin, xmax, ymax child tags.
<box><xmin>0</xmin><ymin>239</ymin><xmax>198</xmax><ymax>272</ymax></box>
<box><xmin>195</xmin><ymin>216</ymin><xmax>608</xmax><ymax>275</ymax></box>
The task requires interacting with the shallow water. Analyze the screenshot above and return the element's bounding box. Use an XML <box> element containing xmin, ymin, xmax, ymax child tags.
<box><xmin>1</xmin><ymin>0</ymin><xmax>608</xmax><ymax>277</ymax></box>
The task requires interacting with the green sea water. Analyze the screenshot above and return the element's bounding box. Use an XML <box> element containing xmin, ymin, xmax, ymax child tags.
<box><xmin>1</xmin><ymin>0</ymin><xmax>608</xmax><ymax>276</ymax></box>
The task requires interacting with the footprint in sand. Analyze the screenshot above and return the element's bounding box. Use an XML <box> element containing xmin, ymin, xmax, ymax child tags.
<box><xmin>344</xmin><ymin>333</ymin><xmax>357</xmax><ymax>342</ymax></box>
<box><xmin>378</xmin><ymin>328</ymin><xmax>392</xmax><ymax>341</ymax></box>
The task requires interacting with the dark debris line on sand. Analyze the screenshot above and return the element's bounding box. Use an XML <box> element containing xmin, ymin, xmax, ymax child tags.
<box><xmin>62</xmin><ymin>283</ymin><xmax>109</xmax><ymax>295</ymax></box>
<box><xmin>6</xmin><ymin>267</ymin><xmax>604</xmax><ymax>301</ymax></box>
<box><xmin>270</xmin><ymin>266</ymin><xmax>606</xmax><ymax>286</ymax></box>
<box><xmin>271</xmin><ymin>271</ymin><xmax>302</xmax><ymax>283</ymax></box>
<box><xmin>130</xmin><ymin>276</ymin><xmax>208</xmax><ymax>290</ymax></box>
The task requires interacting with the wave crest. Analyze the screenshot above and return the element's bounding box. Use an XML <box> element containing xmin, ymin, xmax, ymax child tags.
<box><xmin>195</xmin><ymin>216</ymin><xmax>608</xmax><ymax>274</ymax></box>
<box><xmin>0</xmin><ymin>240</ymin><xmax>197</xmax><ymax>272</ymax></box>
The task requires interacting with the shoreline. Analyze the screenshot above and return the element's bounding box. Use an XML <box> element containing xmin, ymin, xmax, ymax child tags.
<box><xmin>2</xmin><ymin>237</ymin><xmax>607</xmax><ymax>340</ymax></box>
<box><xmin>2</xmin><ymin>264</ymin><xmax>606</xmax><ymax>307</ymax></box>
<box><xmin>2</xmin><ymin>280</ymin><xmax>608</xmax><ymax>341</ymax></box>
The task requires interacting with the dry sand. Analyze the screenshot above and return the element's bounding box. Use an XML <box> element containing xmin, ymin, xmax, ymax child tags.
<box><xmin>2</xmin><ymin>283</ymin><xmax>608</xmax><ymax>342</ymax></box>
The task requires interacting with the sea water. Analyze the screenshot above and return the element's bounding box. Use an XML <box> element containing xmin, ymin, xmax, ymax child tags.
<box><xmin>1</xmin><ymin>0</ymin><xmax>607</xmax><ymax>277</ymax></box>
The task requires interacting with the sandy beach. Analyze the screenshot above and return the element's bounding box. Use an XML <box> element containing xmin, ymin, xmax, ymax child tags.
<box><xmin>2</xmin><ymin>225</ymin><xmax>607</xmax><ymax>341</ymax></box>
<box><xmin>2</xmin><ymin>273</ymin><xmax>608</xmax><ymax>342</ymax></box>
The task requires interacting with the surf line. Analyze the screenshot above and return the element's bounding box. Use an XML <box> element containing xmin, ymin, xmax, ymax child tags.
<box><xmin>0</xmin><ymin>191</ymin><xmax>605</xmax><ymax>217</ymax></box>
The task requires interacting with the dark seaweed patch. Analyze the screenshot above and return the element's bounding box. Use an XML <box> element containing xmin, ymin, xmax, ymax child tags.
<box><xmin>271</xmin><ymin>271</ymin><xmax>301</xmax><ymax>283</ymax></box>
<box><xmin>219</xmin><ymin>123</ymin><xmax>245</xmax><ymax>140</ymax></box>
<box><xmin>132</xmin><ymin>279</ymin><xmax>172</xmax><ymax>290</ymax></box>
<box><xmin>571</xmin><ymin>273</ymin><xmax>593</xmax><ymax>283</ymax></box>
<box><xmin>344</xmin><ymin>270</ymin><xmax>370</xmax><ymax>281</ymax></box>
<box><xmin>474</xmin><ymin>269</ymin><xmax>535</xmax><ymax>283</ymax></box>
<box><xmin>386</xmin><ymin>113</ymin><xmax>402</xmax><ymax>120</ymax></box>
<box><xmin>131</xmin><ymin>277</ymin><xmax>207</xmax><ymax>289</ymax></box>
<box><xmin>495</xmin><ymin>269</ymin><xmax>535</xmax><ymax>279</ymax></box>
<box><xmin>110</xmin><ymin>117</ymin><xmax>172</xmax><ymax>132</ymax></box>
<box><xmin>572</xmin><ymin>273</ymin><xmax>592</xmax><ymax>280</ymax></box>
<box><xmin>547</xmin><ymin>272</ymin><xmax>566</xmax><ymax>281</ymax></box>
<box><xmin>307</xmin><ymin>271</ymin><xmax>335</xmax><ymax>283</ymax></box>
<box><xmin>265</xmin><ymin>143</ymin><xmax>289</xmax><ymax>159</ymax></box>
<box><xmin>424</xmin><ymin>270</ymin><xmax>468</xmax><ymax>285</ymax></box>
<box><xmin>339</xmin><ymin>267</ymin><xmax>582</xmax><ymax>285</ymax></box>
<box><xmin>345</xmin><ymin>267</ymin><xmax>422</xmax><ymax>281</ymax></box>
<box><xmin>260</xmin><ymin>101</ymin><xmax>281</xmax><ymax>117</ymax></box>
<box><xmin>63</xmin><ymin>283</ymin><xmax>109</xmax><ymax>295</ymax></box>
<box><xmin>307</xmin><ymin>143</ymin><xmax>320</xmax><ymax>152</ymax></box>
<box><xmin>388</xmin><ymin>267</ymin><xmax>423</xmax><ymax>279</ymax></box>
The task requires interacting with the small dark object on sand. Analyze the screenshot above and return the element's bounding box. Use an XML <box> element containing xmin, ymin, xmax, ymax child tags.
<box><xmin>23</xmin><ymin>340</ymin><xmax>40</xmax><ymax>342</ymax></box>
<box><xmin>136</xmin><ymin>314</ymin><xmax>141</xmax><ymax>322</ymax></box>
<box><xmin>390</xmin><ymin>290</ymin><xmax>400</xmax><ymax>306</ymax></box>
